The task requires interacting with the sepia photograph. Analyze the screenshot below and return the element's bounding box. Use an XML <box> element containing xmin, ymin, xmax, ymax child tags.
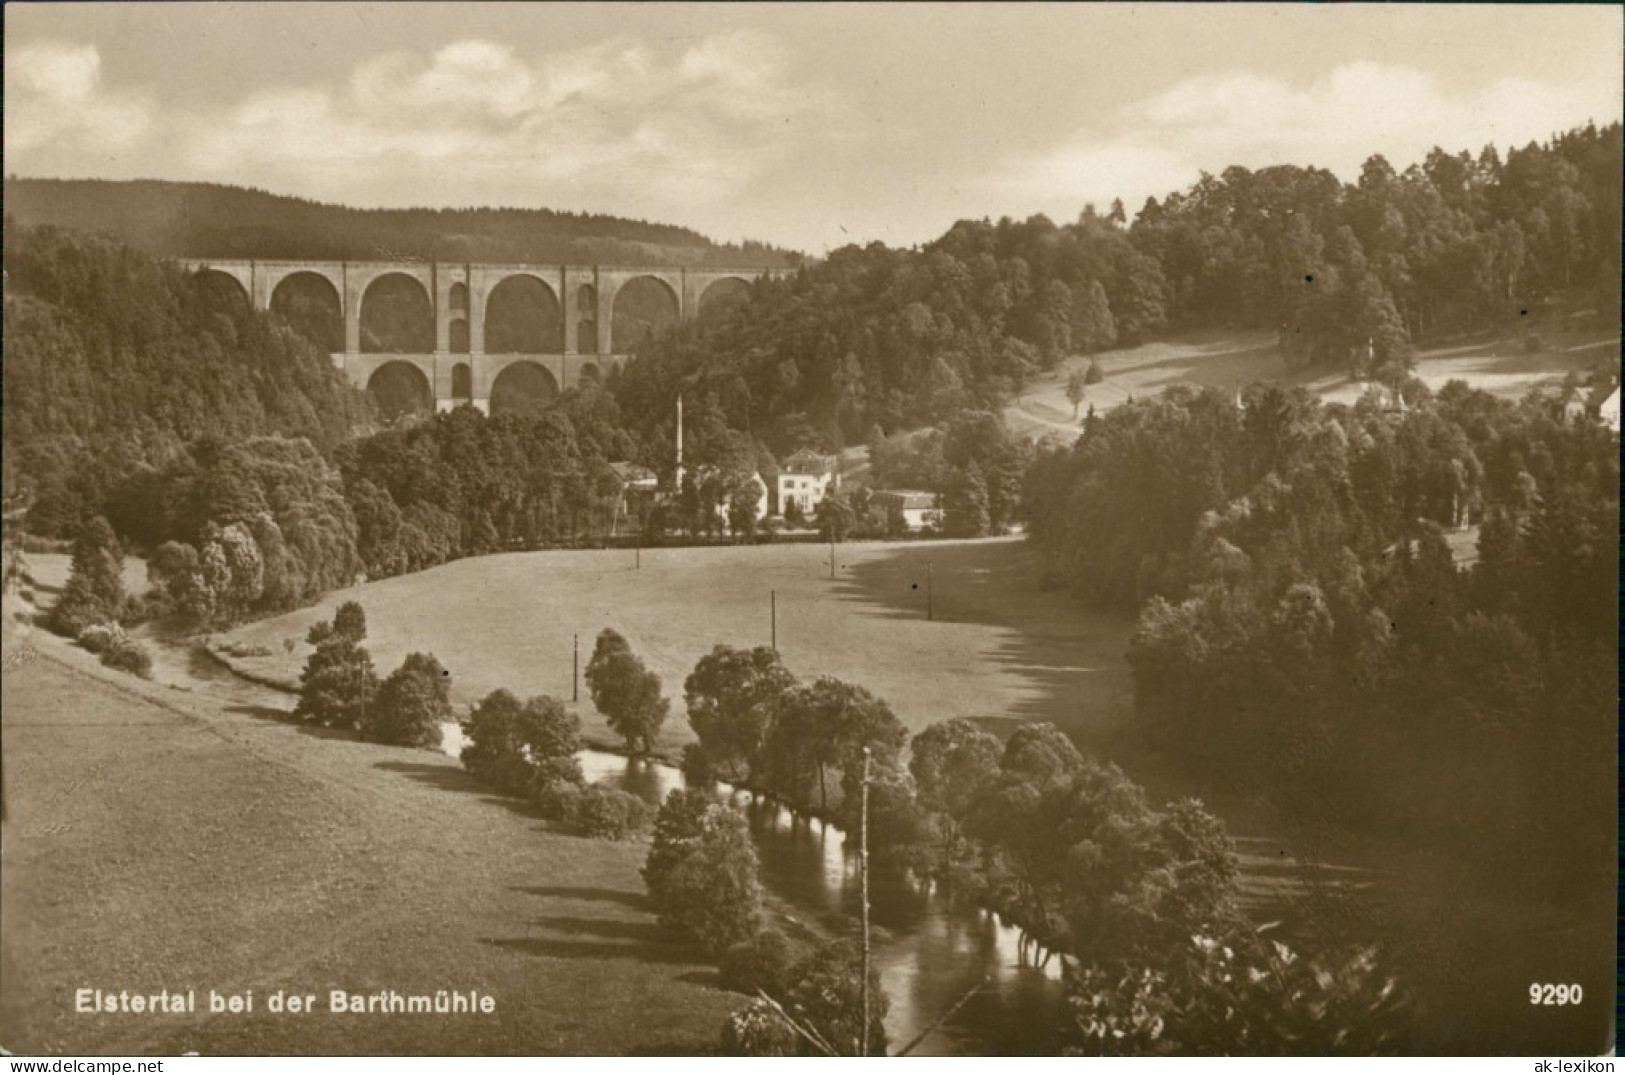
<box><xmin>0</xmin><ymin>1</ymin><xmax>1619</xmax><ymax>1061</ymax></box>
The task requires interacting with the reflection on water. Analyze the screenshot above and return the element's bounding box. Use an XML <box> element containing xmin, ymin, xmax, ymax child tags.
<box><xmin>573</xmin><ymin>743</ymin><xmax>1069</xmax><ymax>1055</ymax></box>
<box><xmin>439</xmin><ymin>729</ymin><xmax>1067</xmax><ymax>1051</ymax></box>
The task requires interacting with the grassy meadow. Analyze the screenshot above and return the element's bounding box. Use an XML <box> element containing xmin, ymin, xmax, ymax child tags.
<box><xmin>1007</xmin><ymin>317</ymin><xmax>1618</xmax><ymax>443</ymax></box>
<box><xmin>0</xmin><ymin>599</ymin><xmax>737</xmax><ymax>1055</ymax></box>
<box><xmin>218</xmin><ymin>537</ymin><xmax>1137</xmax><ymax>758</ymax></box>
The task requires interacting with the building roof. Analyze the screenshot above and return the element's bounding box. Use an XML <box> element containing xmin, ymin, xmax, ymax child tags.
<box><xmin>609</xmin><ymin>461</ymin><xmax>658</xmax><ymax>485</ymax></box>
<box><xmin>872</xmin><ymin>489</ymin><xmax>936</xmax><ymax>510</ymax></box>
<box><xmin>780</xmin><ymin>449</ymin><xmax>834</xmax><ymax>475</ymax></box>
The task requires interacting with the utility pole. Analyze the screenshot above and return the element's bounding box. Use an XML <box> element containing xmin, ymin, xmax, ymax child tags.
<box><xmin>859</xmin><ymin>746</ymin><xmax>872</xmax><ymax>1058</ymax></box>
<box><xmin>635</xmin><ymin>538</ymin><xmax>641</xmax><ymax>571</ymax></box>
<box><xmin>572</xmin><ymin>633</ymin><xmax>579</xmax><ymax>702</ymax></box>
<box><xmin>829</xmin><ymin>534</ymin><xmax>836</xmax><ymax>579</ymax></box>
<box><xmin>926</xmin><ymin>560</ymin><xmax>934</xmax><ymax>622</ymax></box>
<box><xmin>770</xmin><ymin>589</ymin><xmax>777</xmax><ymax>653</ymax></box>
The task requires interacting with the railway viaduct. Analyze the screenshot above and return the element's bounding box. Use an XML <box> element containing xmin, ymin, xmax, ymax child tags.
<box><xmin>182</xmin><ymin>259</ymin><xmax>776</xmax><ymax>414</ymax></box>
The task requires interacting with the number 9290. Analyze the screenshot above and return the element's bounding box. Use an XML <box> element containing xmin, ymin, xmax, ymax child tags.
<box><xmin>1529</xmin><ymin>983</ymin><xmax>1583</xmax><ymax>1006</ymax></box>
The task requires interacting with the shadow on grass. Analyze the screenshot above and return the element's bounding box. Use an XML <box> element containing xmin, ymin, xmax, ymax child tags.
<box><xmin>526</xmin><ymin>915</ymin><xmax>670</xmax><ymax>943</ymax></box>
<box><xmin>374</xmin><ymin>759</ymin><xmax>555</xmax><ymax>822</ymax></box>
<box><xmin>832</xmin><ymin>539</ymin><xmax>1133</xmax><ymax>741</ymax></box>
<box><xmin>516</xmin><ymin>885</ymin><xmax>651</xmax><ymax>910</ymax></box>
<box><xmin>222</xmin><ymin>703</ymin><xmax>358</xmax><ymax>742</ymax></box>
<box><xmin>676</xmin><ymin>968</ymin><xmax>726</xmax><ymax>991</ymax></box>
<box><xmin>484</xmin><ymin>935</ymin><xmax>696</xmax><ymax>965</ymax></box>
<box><xmin>626</xmin><ymin>1040</ymin><xmax>717</xmax><ymax>1056</ymax></box>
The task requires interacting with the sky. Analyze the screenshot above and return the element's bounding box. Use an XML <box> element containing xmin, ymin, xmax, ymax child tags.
<box><xmin>5</xmin><ymin>2</ymin><xmax>1621</xmax><ymax>254</ymax></box>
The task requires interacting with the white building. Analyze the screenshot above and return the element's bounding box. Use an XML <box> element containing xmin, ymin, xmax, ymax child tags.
<box><xmin>1599</xmin><ymin>386</ymin><xmax>1620</xmax><ymax>432</ymax></box>
<box><xmin>774</xmin><ymin>449</ymin><xmax>838</xmax><ymax>517</ymax></box>
<box><xmin>608</xmin><ymin>461</ymin><xmax>659</xmax><ymax>532</ymax></box>
<box><xmin>870</xmin><ymin>489</ymin><xmax>938</xmax><ymax>532</ymax></box>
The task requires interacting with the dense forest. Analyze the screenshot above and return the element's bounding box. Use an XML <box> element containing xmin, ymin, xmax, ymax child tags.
<box><xmin>2</xmin><ymin>178</ymin><xmax>793</xmax><ymax>268</ymax></box>
<box><xmin>2</xmin><ymin>221</ymin><xmax>372</xmax><ymax>537</ymax></box>
<box><xmin>1024</xmin><ymin>383</ymin><xmax>1617</xmax><ymax>901</ymax></box>
<box><xmin>622</xmin><ymin>123</ymin><xmax>1620</xmax><ymax>450</ymax></box>
<box><xmin>7</xmin><ymin>122</ymin><xmax>1617</xmax><ymax>631</ymax></box>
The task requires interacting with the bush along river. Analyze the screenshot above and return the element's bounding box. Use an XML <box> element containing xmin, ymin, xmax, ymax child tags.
<box><xmin>448</xmin><ymin>725</ymin><xmax>1073</xmax><ymax>1056</ymax></box>
<box><xmin>151</xmin><ymin>637</ymin><xmax>1072</xmax><ymax>1055</ymax></box>
<box><xmin>573</xmin><ymin>748</ymin><xmax>1071</xmax><ymax>1056</ymax></box>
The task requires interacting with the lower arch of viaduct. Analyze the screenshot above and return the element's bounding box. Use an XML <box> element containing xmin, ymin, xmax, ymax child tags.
<box><xmin>181</xmin><ymin>258</ymin><xmax>774</xmax><ymax>412</ymax></box>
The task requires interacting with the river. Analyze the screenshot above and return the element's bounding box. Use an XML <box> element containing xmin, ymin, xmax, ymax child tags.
<box><xmin>463</xmin><ymin>727</ymin><xmax>1073</xmax><ymax>1056</ymax></box>
<box><xmin>574</xmin><ymin>749</ymin><xmax>1072</xmax><ymax>1056</ymax></box>
<box><xmin>150</xmin><ymin>635</ymin><xmax>1071</xmax><ymax>1055</ymax></box>
<box><xmin>153</xmin><ymin>627</ymin><xmax>1593</xmax><ymax>1056</ymax></box>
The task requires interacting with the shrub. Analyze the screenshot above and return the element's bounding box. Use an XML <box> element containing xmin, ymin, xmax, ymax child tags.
<box><xmin>1068</xmin><ymin>929</ymin><xmax>1407</xmax><ymax>1056</ymax></box>
<box><xmin>294</xmin><ymin>604</ymin><xmax>378</xmax><ymax>730</ymax></box>
<box><xmin>679</xmin><ymin>742</ymin><xmax>716</xmax><ymax>785</ymax></box>
<box><xmin>533</xmin><ymin>777</ymin><xmax>583</xmax><ymax>822</ymax></box>
<box><xmin>720</xmin><ymin>927</ymin><xmax>808</xmax><ymax>999</ymax></box>
<box><xmin>719</xmin><ymin>1000</ymin><xmax>800</xmax><ymax>1057</ymax></box>
<box><xmin>117</xmin><ymin>591</ymin><xmax>155</xmax><ymax>627</ymax></box>
<box><xmin>50</xmin><ymin>516</ymin><xmax>125</xmax><ymax>638</ymax></box>
<box><xmin>534</xmin><ymin>753</ymin><xmax>585</xmax><ymax>789</ymax></box>
<box><xmin>684</xmin><ymin>644</ymin><xmax>795</xmax><ymax>782</ymax></box>
<box><xmin>77</xmin><ymin>622</ymin><xmax>126</xmax><ymax>655</ymax></box>
<box><xmin>643</xmin><ymin>789</ymin><xmax>763</xmax><ymax>955</ymax></box>
<box><xmin>783</xmin><ymin>938</ymin><xmax>890</xmax><ymax>1056</ymax></box>
<box><xmin>461</xmin><ymin>689</ymin><xmax>582</xmax><ymax>798</ymax></box>
<box><xmin>572</xmin><ymin>785</ymin><xmax>654</xmax><ymax>841</ymax></box>
<box><xmin>585</xmin><ymin>628</ymin><xmax>669</xmax><ymax>755</ymax></box>
<box><xmin>100</xmin><ymin>637</ymin><xmax>153</xmax><ymax>678</ymax></box>
<box><xmin>221</xmin><ymin>640</ymin><xmax>273</xmax><ymax>658</ymax></box>
<box><xmin>364</xmin><ymin>655</ymin><xmax>449</xmax><ymax>749</ymax></box>
<box><xmin>50</xmin><ymin>596</ymin><xmax>103</xmax><ymax>639</ymax></box>
<box><xmin>1084</xmin><ymin>359</ymin><xmax>1104</xmax><ymax>385</ymax></box>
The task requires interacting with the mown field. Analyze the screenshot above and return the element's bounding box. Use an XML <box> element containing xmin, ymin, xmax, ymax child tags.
<box><xmin>1007</xmin><ymin>317</ymin><xmax>1618</xmax><ymax>443</ymax></box>
<box><xmin>218</xmin><ymin>537</ymin><xmax>1138</xmax><ymax>758</ymax></box>
<box><xmin>0</xmin><ymin>598</ymin><xmax>737</xmax><ymax>1055</ymax></box>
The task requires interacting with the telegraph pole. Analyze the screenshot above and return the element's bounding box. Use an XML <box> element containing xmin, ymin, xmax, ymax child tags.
<box><xmin>926</xmin><ymin>560</ymin><xmax>934</xmax><ymax>622</ymax></box>
<box><xmin>572</xmin><ymin>633</ymin><xmax>579</xmax><ymax>702</ymax></box>
<box><xmin>770</xmin><ymin>590</ymin><xmax>777</xmax><ymax>653</ymax></box>
<box><xmin>859</xmin><ymin>746</ymin><xmax>872</xmax><ymax>1057</ymax></box>
<box><xmin>829</xmin><ymin>534</ymin><xmax>836</xmax><ymax>579</ymax></box>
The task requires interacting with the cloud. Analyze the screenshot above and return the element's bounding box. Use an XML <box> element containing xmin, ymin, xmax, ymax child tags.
<box><xmin>990</xmin><ymin>62</ymin><xmax>1623</xmax><ymax>220</ymax></box>
<box><xmin>182</xmin><ymin>31</ymin><xmax>843</xmax><ymax>215</ymax></box>
<box><xmin>4</xmin><ymin>42</ymin><xmax>153</xmax><ymax>156</ymax></box>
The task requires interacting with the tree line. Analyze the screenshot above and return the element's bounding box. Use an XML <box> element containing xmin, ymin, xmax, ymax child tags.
<box><xmin>674</xmin><ymin>641</ymin><xmax>1406</xmax><ymax>1053</ymax></box>
<box><xmin>14</xmin><ymin>123</ymin><xmax>1617</xmax><ymax>593</ymax></box>
<box><xmin>619</xmin><ymin>123</ymin><xmax>1620</xmax><ymax>453</ymax></box>
<box><xmin>3</xmin><ymin>178</ymin><xmax>793</xmax><ymax>268</ymax></box>
<box><xmin>1023</xmin><ymin>382</ymin><xmax>1617</xmax><ymax>902</ymax></box>
<box><xmin>3</xmin><ymin>220</ymin><xmax>371</xmax><ymax>538</ymax></box>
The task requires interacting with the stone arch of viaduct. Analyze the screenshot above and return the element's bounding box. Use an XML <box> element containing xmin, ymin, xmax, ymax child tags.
<box><xmin>183</xmin><ymin>259</ymin><xmax>777</xmax><ymax>413</ymax></box>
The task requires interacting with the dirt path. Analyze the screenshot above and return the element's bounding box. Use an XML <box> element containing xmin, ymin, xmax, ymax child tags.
<box><xmin>0</xmin><ymin>606</ymin><xmax>735</xmax><ymax>1055</ymax></box>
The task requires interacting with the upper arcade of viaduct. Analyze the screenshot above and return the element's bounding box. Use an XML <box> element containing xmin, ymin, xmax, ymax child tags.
<box><xmin>182</xmin><ymin>258</ymin><xmax>778</xmax><ymax>413</ymax></box>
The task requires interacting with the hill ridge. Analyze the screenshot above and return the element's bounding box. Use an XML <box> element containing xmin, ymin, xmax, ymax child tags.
<box><xmin>2</xmin><ymin>177</ymin><xmax>796</xmax><ymax>269</ymax></box>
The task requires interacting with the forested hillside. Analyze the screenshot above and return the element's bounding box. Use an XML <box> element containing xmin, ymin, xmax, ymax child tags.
<box><xmin>7</xmin><ymin>124</ymin><xmax>1617</xmax><ymax>622</ymax></box>
<box><xmin>623</xmin><ymin>123</ymin><xmax>1620</xmax><ymax>450</ymax></box>
<box><xmin>2</xmin><ymin>179</ymin><xmax>793</xmax><ymax>268</ymax></box>
<box><xmin>2</xmin><ymin>221</ymin><xmax>372</xmax><ymax>536</ymax></box>
<box><xmin>1024</xmin><ymin>382</ymin><xmax>1617</xmax><ymax>900</ymax></box>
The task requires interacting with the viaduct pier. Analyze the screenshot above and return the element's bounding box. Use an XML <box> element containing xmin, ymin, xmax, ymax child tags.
<box><xmin>183</xmin><ymin>259</ymin><xmax>777</xmax><ymax>413</ymax></box>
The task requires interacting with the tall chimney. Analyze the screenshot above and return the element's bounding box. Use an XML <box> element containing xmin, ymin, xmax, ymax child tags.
<box><xmin>675</xmin><ymin>394</ymin><xmax>685</xmax><ymax>489</ymax></box>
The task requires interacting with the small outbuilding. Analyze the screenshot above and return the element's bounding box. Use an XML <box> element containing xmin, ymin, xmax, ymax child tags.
<box><xmin>870</xmin><ymin>489</ymin><xmax>938</xmax><ymax>532</ymax></box>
